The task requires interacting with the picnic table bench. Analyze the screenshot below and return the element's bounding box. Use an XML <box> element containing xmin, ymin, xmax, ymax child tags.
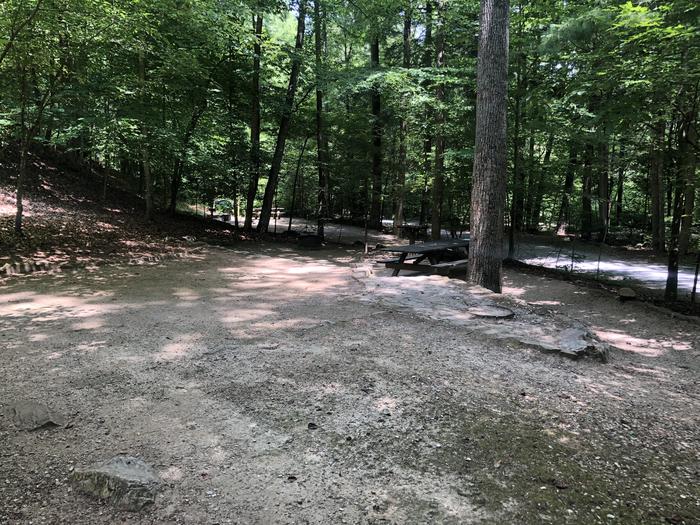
<box><xmin>380</xmin><ymin>238</ymin><xmax>470</xmax><ymax>277</ymax></box>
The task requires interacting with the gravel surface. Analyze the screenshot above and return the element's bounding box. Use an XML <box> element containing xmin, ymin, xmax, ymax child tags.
<box><xmin>1</xmin><ymin>244</ymin><xmax>698</xmax><ymax>524</ymax></box>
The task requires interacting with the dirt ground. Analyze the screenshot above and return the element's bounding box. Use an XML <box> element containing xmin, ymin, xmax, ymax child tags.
<box><xmin>1</xmin><ymin>244</ymin><xmax>698</xmax><ymax>524</ymax></box>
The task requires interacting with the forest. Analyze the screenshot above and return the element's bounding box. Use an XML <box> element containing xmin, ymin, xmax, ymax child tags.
<box><xmin>1</xmin><ymin>0</ymin><xmax>698</xmax><ymax>296</ymax></box>
<box><xmin>1</xmin><ymin>1</ymin><xmax>700</xmax><ymax>523</ymax></box>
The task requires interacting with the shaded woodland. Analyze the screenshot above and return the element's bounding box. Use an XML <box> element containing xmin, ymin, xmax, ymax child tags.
<box><xmin>0</xmin><ymin>0</ymin><xmax>698</xmax><ymax>297</ymax></box>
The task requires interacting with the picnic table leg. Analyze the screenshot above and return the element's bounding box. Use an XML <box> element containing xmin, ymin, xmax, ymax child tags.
<box><xmin>392</xmin><ymin>253</ymin><xmax>407</xmax><ymax>277</ymax></box>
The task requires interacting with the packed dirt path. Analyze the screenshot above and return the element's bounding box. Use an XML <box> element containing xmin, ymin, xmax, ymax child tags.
<box><xmin>1</xmin><ymin>244</ymin><xmax>698</xmax><ymax>524</ymax></box>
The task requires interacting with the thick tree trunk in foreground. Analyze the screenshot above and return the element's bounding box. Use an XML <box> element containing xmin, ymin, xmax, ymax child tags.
<box><xmin>244</xmin><ymin>13</ymin><xmax>264</xmax><ymax>231</ymax></box>
<box><xmin>314</xmin><ymin>0</ymin><xmax>329</xmax><ymax>239</ymax></box>
<box><xmin>368</xmin><ymin>35</ymin><xmax>383</xmax><ymax>230</ymax></box>
<box><xmin>468</xmin><ymin>0</ymin><xmax>509</xmax><ymax>293</ymax></box>
<box><xmin>430</xmin><ymin>1</ymin><xmax>446</xmax><ymax>240</ymax></box>
<box><xmin>650</xmin><ymin>120</ymin><xmax>666</xmax><ymax>253</ymax></box>
<box><xmin>258</xmin><ymin>2</ymin><xmax>306</xmax><ymax>234</ymax></box>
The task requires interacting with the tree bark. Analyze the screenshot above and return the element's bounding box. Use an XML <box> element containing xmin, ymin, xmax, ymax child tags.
<box><xmin>430</xmin><ymin>1</ymin><xmax>446</xmax><ymax>240</ymax></box>
<box><xmin>650</xmin><ymin>120</ymin><xmax>666</xmax><ymax>253</ymax></box>
<box><xmin>314</xmin><ymin>0</ymin><xmax>329</xmax><ymax>239</ymax></box>
<box><xmin>244</xmin><ymin>13</ymin><xmax>264</xmax><ymax>231</ymax></box>
<box><xmin>257</xmin><ymin>2</ymin><xmax>306</xmax><ymax>233</ymax></box>
<box><xmin>468</xmin><ymin>0</ymin><xmax>509</xmax><ymax>293</ymax></box>
<box><xmin>368</xmin><ymin>35</ymin><xmax>383</xmax><ymax>229</ymax></box>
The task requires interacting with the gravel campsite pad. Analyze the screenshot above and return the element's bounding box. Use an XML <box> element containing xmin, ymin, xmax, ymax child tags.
<box><xmin>1</xmin><ymin>245</ymin><xmax>698</xmax><ymax>524</ymax></box>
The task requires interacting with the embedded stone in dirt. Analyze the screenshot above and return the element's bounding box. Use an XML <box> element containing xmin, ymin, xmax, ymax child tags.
<box><xmin>70</xmin><ymin>456</ymin><xmax>160</xmax><ymax>511</ymax></box>
<box><xmin>619</xmin><ymin>287</ymin><xmax>637</xmax><ymax>301</ymax></box>
<box><xmin>467</xmin><ymin>306</ymin><xmax>515</xmax><ymax>319</ymax></box>
<box><xmin>9</xmin><ymin>401</ymin><xmax>66</xmax><ymax>431</ymax></box>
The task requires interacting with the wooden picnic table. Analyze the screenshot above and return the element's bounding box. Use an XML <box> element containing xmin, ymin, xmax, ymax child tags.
<box><xmin>380</xmin><ymin>238</ymin><xmax>470</xmax><ymax>277</ymax></box>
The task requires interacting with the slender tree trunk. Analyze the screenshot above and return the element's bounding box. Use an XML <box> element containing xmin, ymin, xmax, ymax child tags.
<box><xmin>314</xmin><ymin>0</ymin><xmax>329</xmax><ymax>239</ymax></box>
<box><xmin>14</xmin><ymin>64</ymin><xmax>28</xmax><ymax>234</ymax></box>
<box><xmin>244</xmin><ymin>13</ymin><xmax>264</xmax><ymax>231</ymax></box>
<box><xmin>556</xmin><ymin>141</ymin><xmax>577</xmax><ymax>235</ymax></box>
<box><xmin>678</xmin><ymin>106</ymin><xmax>697</xmax><ymax>256</ymax></box>
<box><xmin>138</xmin><ymin>48</ymin><xmax>153</xmax><ymax>221</ymax></box>
<box><xmin>368</xmin><ymin>35</ymin><xmax>383</xmax><ymax>229</ymax></box>
<box><xmin>614</xmin><ymin>142</ymin><xmax>625</xmax><ymax>227</ymax></box>
<box><xmin>581</xmin><ymin>143</ymin><xmax>594</xmax><ymax>240</ymax></box>
<box><xmin>430</xmin><ymin>1</ymin><xmax>446</xmax><ymax>240</ymax></box>
<box><xmin>507</xmin><ymin>50</ymin><xmax>525</xmax><ymax>257</ymax></box>
<box><xmin>394</xmin><ymin>7</ymin><xmax>412</xmax><ymax>231</ymax></box>
<box><xmin>665</xmin><ymin>177</ymin><xmax>684</xmax><ymax>302</ymax></box>
<box><xmin>597</xmin><ymin>134</ymin><xmax>610</xmax><ymax>240</ymax></box>
<box><xmin>468</xmin><ymin>0</ymin><xmax>509</xmax><ymax>293</ymax></box>
<box><xmin>530</xmin><ymin>131</ymin><xmax>554</xmax><ymax>231</ymax></box>
<box><xmin>170</xmin><ymin>102</ymin><xmax>206</xmax><ymax>213</ymax></box>
<box><xmin>419</xmin><ymin>0</ymin><xmax>434</xmax><ymax>226</ymax></box>
<box><xmin>288</xmin><ymin>135</ymin><xmax>310</xmax><ymax>232</ymax></box>
<box><xmin>650</xmin><ymin>120</ymin><xmax>666</xmax><ymax>253</ymax></box>
<box><xmin>258</xmin><ymin>2</ymin><xmax>306</xmax><ymax>233</ymax></box>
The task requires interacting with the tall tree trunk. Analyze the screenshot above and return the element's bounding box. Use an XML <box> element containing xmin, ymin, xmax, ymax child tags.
<box><xmin>507</xmin><ymin>49</ymin><xmax>525</xmax><ymax>257</ymax></box>
<box><xmin>244</xmin><ymin>13</ymin><xmax>264</xmax><ymax>231</ymax></box>
<box><xmin>468</xmin><ymin>0</ymin><xmax>510</xmax><ymax>293</ymax></box>
<box><xmin>597</xmin><ymin>134</ymin><xmax>610</xmax><ymax>240</ymax></box>
<box><xmin>678</xmin><ymin>106</ymin><xmax>697</xmax><ymax>256</ymax></box>
<box><xmin>14</xmin><ymin>64</ymin><xmax>28</xmax><ymax>234</ymax></box>
<box><xmin>419</xmin><ymin>0</ymin><xmax>434</xmax><ymax>226</ymax></box>
<box><xmin>665</xmin><ymin>175</ymin><xmax>684</xmax><ymax>302</ymax></box>
<box><xmin>650</xmin><ymin>120</ymin><xmax>666</xmax><ymax>253</ymax></box>
<box><xmin>394</xmin><ymin>6</ymin><xmax>412</xmax><ymax>231</ymax></box>
<box><xmin>614</xmin><ymin>142</ymin><xmax>625</xmax><ymax>227</ymax></box>
<box><xmin>138</xmin><ymin>49</ymin><xmax>153</xmax><ymax>221</ymax></box>
<box><xmin>581</xmin><ymin>143</ymin><xmax>594</xmax><ymax>240</ymax></box>
<box><xmin>257</xmin><ymin>2</ymin><xmax>306</xmax><ymax>233</ymax></box>
<box><xmin>314</xmin><ymin>0</ymin><xmax>329</xmax><ymax>239</ymax></box>
<box><xmin>430</xmin><ymin>1</ymin><xmax>446</xmax><ymax>240</ymax></box>
<box><xmin>556</xmin><ymin>140</ymin><xmax>577</xmax><ymax>235</ymax></box>
<box><xmin>368</xmin><ymin>35</ymin><xmax>383</xmax><ymax>229</ymax></box>
<box><xmin>530</xmin><ymin>131</ymin><xmax>554</xmax><ymax>231</ymax></box>
<box><xmin>170</xmin><ymin>102</ymin><xmax>207</xmax><ymax>213</ymax></box>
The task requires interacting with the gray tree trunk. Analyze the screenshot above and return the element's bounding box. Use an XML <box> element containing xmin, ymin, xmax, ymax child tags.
<box><xmin>467</xmin><ymin>0</ymin><xmax>510</xmax><ymax>293</ymax></box>
<box><xmin>258</xmin><ymin>2</ymin><xmax>307</xmax><ymax>234</ymax></box>
<box><xmin>244</xmin><ymin>13</ymin><xmax>264</xmax><ymax>231</ymax></box>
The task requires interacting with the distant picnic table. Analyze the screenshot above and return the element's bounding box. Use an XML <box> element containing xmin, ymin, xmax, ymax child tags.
<box><xmin>380</xmin><ymin>238</ymin><xmax>470</xmax><ymax>277</ymax></box>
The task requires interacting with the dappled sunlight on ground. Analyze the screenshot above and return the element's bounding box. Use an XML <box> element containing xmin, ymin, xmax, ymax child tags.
<box><xmin>593</xmin><ymin>328</ymin><xmax>693</xmax><ymax>357</ymax></box>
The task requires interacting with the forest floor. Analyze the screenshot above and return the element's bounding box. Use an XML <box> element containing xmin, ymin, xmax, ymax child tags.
<box><xmin>1</xmin><ymin>243</ymin><xmax>698</xmax><ymax>524</ymax></box>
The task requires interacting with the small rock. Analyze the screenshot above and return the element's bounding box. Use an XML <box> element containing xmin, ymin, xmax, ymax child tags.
<box><xmin>467</xmin><ymin>306</ymin><xmax>514</xmax><ymax>319</ymax></box>
<box><xmin>619</xmin><ymin>287</ymin><xmax>636</xmax><ymax>301</ymax></box>
<box><xmin>9</xmin><ymin>402</ymin><xmax>66</xmax><ymax>431</ymax></box>
<box><xmin>70</xmin><ymin>456</ymin><xmax>160</xmax><ymax>511</ymax></box>
<box><xmin>307</xmin><ymin>422</ymin><xmax>318</xmax><ymax>430</ymax></box>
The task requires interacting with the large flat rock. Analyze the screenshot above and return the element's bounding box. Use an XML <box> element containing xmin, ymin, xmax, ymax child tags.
<box><xmin>71</xmin><ymin>456</ymin><xmax>160</xmax><ymax>511</ymax></box>
<box><xmin>9</xmin><ymin>402</ymin><xmax>66</xmax><ymax>431</ymax></box>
